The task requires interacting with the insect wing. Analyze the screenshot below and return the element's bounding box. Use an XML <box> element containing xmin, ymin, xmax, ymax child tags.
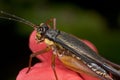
<box><xmin>55</xmin><ymin>31</ymin><xmax>120</xmax><ymax>78</ymax></box>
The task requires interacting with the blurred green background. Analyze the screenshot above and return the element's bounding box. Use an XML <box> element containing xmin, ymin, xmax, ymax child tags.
<box><xmin>0</xmin><ymin>0</ymin><xmax>120</xmax><ymax>80</ymax></box>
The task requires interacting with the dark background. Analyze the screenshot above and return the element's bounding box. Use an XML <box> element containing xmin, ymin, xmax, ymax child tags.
<box><xmin>0</xmin><ymin>0</ymin><xmax>120</xmax><ymax>80</ymax></box>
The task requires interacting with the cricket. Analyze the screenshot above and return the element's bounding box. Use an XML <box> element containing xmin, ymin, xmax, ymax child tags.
<box><xmin>0</xmin><ymin>11</ymin><xmax>120</xmax><ymax>80</ymax></box>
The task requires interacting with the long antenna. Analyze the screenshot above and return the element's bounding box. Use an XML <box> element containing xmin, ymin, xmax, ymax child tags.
<box><xmin>0</xmin><ymin>11</ymin><xmax>37</xmax><ymax>28</ymax></box>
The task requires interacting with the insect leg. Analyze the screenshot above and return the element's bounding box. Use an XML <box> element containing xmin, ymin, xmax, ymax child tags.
<box><xmin>50</xmin><ymin>45</ymin><xmax>60</xmax><ymax>80</ymax></box>
<box><xmin>26</xmin><ymin>46</ymin><xmax>51</xmax><ymax>73</ymax></box>
<box><xmin>53</xmin><ymin>18</ymin><xmax>56</xmax><ymax>30</ymax></box>
<box><xmin>45</xmin><ymin>18</ymin><xmax>56</xmax><ymax>30</ymax></box>
<box><xmin>51</xmin><ymin>52</ymin><xmax>58</xmax><ymax>80</ymax></box>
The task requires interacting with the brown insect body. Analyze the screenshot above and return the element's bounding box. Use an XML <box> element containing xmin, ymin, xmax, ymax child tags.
<box><xmin>43</xmin><ymin>29</ymin><xmax>114</xmax><ymax>80</ymax></box>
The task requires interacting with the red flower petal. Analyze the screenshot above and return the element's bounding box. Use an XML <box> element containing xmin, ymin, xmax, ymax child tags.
<box><xmin>81</xmin><ymin>39</ymin><xmax>98</xmax><ymax>53</ymax></box>
<box><xmin>16</xmin><ymin>62</ymin><xmax>84</xmax><ymax>80</ymax></box>
<box><xmin>16</xmin><ymin>30</ymin><xmax>100</xmax><ymax>80</ymax></box>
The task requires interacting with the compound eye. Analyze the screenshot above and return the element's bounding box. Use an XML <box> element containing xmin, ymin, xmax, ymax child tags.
<box><xmin>36</xmin><ymin>26</ymin><xmax>43</xmax><ymax>34</ymax></box>
<box><xmin>40</xmin><ymin>27</ymin><xmax>43</xmax><ymax>32</ymax></box>
<box><xmin>36</xmin><ymin>23</ymin><xmax>49</xmax><ymax>35</ymax></box>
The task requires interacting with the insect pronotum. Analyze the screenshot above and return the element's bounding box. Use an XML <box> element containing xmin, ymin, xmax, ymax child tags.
<box><xmin>0</xmin><ymin>11</ymin><xmax>120</xmax><ymax>80</ymax></box>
